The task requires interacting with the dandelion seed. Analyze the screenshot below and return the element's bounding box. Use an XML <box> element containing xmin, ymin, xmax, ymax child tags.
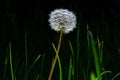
<box><xmin>48</xmin><ymin>8</ymin><xmax>77</xmax><ymax>33</ymax></box>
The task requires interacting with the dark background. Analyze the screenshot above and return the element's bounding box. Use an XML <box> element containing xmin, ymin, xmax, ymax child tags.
<box><xmin>0</xmin><ymin>0</ymin><xmax>120</xmax><ymax>79</ymax></box>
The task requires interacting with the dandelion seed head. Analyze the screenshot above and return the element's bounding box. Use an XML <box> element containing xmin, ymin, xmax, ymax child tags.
<box><xmin>48</xmin><ymin>8</ymin><xmax>77</xmax><ymax>33</ymax></box>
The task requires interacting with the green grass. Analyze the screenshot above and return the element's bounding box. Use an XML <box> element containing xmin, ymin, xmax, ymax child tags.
<box><xmin>52</xmin><ymin>43</ymin><xmax>63</xmax><ymax>80</ymax></box>
<box><xmin>1</xmin><ymin>25</ymin><xmax>120</xmax><ymax>80</ymax></box>
<box><xmin>9</xmin><ymin>42</ymin><xmax>14</xmax><ymax>80</ymax></box>
<box><xmin>7</xmin><ymin>35</ymin><xmax>41</xmax><ymax>80</ymax></box>
<box><xmin>24</xmin><ymin>54</ymin><xmax>41</xmax><ymax>79</ymax></box>
<box><xmin>68</xmin><ymin>56</ymin><xmax>72</xmax><ymax>80</ymax></box>
<box><xmin>68</xmin><ymin>40</ymin><xmax>75</xmax><ymax>80</ymax></box>
<box><xmin>96</xmin><ymin>71</ymin><xmax>111</xmax><ymax>80</ymax></box>
<box><xmin>76</xmin><ymin>23</ymin><xmax>80</xmax><ymax>80</ymax></box>
<box><xmin>24</xmin><ymin>33</ymin><xmax>41</xmax><ymax>80</ymax></box>
<box><xmin>89</xmin><ymin>31</ymin><xmax>101</xmax><ymax>79</ymax></box>
<box><xmin>111</xmin><ymin>72</ymin><xmax>120</xmax><ymax>80</ymax></box>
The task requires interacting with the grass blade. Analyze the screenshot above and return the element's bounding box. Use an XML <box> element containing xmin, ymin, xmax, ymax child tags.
<box><xmin>90</xmin><ymin>72</ymin><xmax>96</xmax><ymax>80</ymax></box>
<box><xmin>89</xmin><ymin>31</ymin><xmax>101</xmax><ymax>79</ymax></box>
<box><xmin>76</xmin><ymin>24</ymin><xmax>80</xmax><ymax>80</ymax></box>
<box><xmin>69</xmin><ymin>40</ymin><xmax>74</xmax><ymax>79</ymax></box>
<box><xmin>111</xmin><ymin>72</ymin><xmax>120</xmax><ymax>80</ymax></box>
<box><xmin>86</xmin><ymin>24</ymin><xmax>92</xmax><ymax>79</ymax></box>
<box><xmin>9</xmin><ymin>42</ymin><xmax>14</xmax><ymax>80</ymax></box>
<box><xmin>68</xmin><ymin>56</ymin><xmax>72</xmax><ymax>80</ymax></box>
<box><xmin>39</xmin><ymin>53</ymin><xmax>46</xmax><ymax>79</ymax></box>
<box><xmin>24</xmin><ymin>54</ymin><xmax>41</xmax><ymax>80</ymax></box>
<box><xmin>28</xmin><ymin>54</ymin><xmax>41</xmax><ymax>73</ymax></box>
<box><xmin>96</xmin><ymin>71</ymin><xmax>111</xmax><ymax>80</ymax></box>
<box><xmin>52</xmin><ymin>43</ymin><xmax>62</xmax><ymax>80</ymax></box>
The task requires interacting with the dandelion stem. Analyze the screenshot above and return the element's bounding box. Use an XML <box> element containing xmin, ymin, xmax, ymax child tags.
<box><xmin>48</xmin><ymin>31</ymin><xmax>63</xmax><ymax>80</ymax></box>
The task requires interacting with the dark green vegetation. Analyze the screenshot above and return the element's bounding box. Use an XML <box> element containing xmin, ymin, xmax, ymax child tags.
<box><xmin>0</xmin><ymin>0</ymin><xmax>120</xmax><ymax>80</ymax></box>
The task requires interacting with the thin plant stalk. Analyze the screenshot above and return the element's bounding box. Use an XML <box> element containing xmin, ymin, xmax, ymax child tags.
<box><xmin>111</xmin><ymin>72</ymin><xmax>120</xmax><ymax>80</ymax></box>
<box><xmin>24</xmin><ymin>54</ymin><xmax>41</xmax><ymax>80</ymax></box>
<box><xmin>48</xmin><ymin>31</ymin><xmax>63</xmax><ymax>80</ymax></box>
<box><xmin>76</xmin><ymin>24</ymin><xmax>80</xmax><ymax>80</ymax></box>
<box><xmin>69</xmin><ymin>40</ymin><xmax>75</xmax><ymax>79</ymax></box>
<box><xmin>52</xmin><ymin>43</ymin><xmax>63</xmax><ymax>80</ymax></box>
<box><xmin>9</xmin><ymin>42</ymin><xmax>14</xmax><ymax>80</ymax></box>
<box><xmin>68</xmin><ymin>56</ymin><xmax>72</xmax><ymax>80</ymax></box>
<box><xmin>89</xmin><ymin>31</ymin><xmax>101</xmax><ymax>79</ymax></box>
<box><xmin>96</xmin><ymin>71</ymin><xmax>111</xmax><ymax>80</ymax></box>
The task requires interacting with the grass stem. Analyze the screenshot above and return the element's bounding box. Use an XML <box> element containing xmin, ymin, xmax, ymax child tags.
<box><xmin>9</xmin><ymin>42</ymin><xmax>14</xmax><ymax>80</ymax></box>
<box><xmin>48</xmin><ymin>31</ymin><xmax>63</xmax><ymax>80</ymax></box>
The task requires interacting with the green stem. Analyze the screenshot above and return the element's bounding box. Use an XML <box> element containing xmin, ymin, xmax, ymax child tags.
<box><xmin>9</xmin><ymin>42</ymin><xmax>14</xmax><ymax>80</ymax></box>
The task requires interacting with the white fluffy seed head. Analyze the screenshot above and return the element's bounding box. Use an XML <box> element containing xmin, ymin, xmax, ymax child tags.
<box><xmin>48</xmin><ymin>9</ymin><xmax>77</xmax><ymax>34</ymax></box>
